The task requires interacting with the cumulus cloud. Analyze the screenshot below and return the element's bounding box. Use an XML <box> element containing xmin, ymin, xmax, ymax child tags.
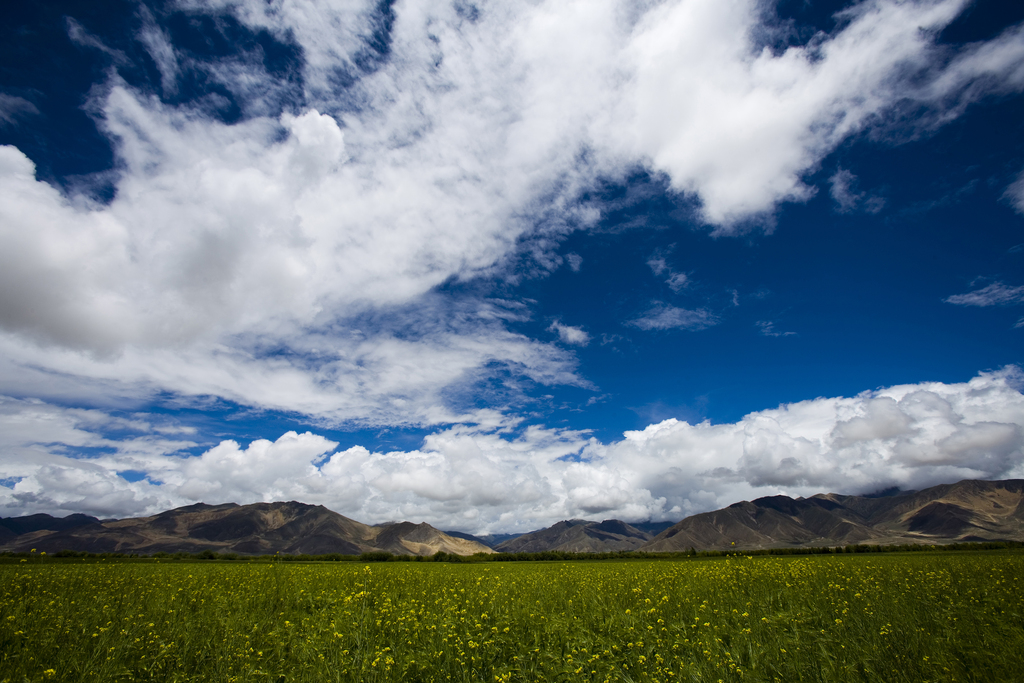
<box><xmin>1</xmin><ymin>0</ymin><xmax>1023</xmax><ymax>429</ymax></box>
<box><xmin>629</xmin><ymin>304</ymin><xmax>718</xmax><ymax>331</ymax></box>
<box><xmin>3</xmin><ymin>369</ymin><xmax>1023</xmax><ymax>531</ymax></box>
<box><xmin>548</xmin><ymin>321</ymin><xmax>590</xmax><ymax>346</ymax></box>
<box><xmin>945</xmin><ymin>282</ymin><xmax>1024</xmax><ymax>307</ymax></box>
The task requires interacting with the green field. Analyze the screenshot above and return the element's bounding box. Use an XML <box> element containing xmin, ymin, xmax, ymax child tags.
<box><xmin>2</xmin><ymin>552</ymin><xmax>1022</xmax><ymax>682</ymax></box>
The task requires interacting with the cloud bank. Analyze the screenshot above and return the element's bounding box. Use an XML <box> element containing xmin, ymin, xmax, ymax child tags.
<box><xmin>3</xmin><ymin>369</ymin><xmax>1021</xmax><ymax>532</ymax></box>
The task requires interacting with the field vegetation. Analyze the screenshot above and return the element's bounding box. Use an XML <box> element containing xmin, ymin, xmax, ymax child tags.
<box><xmin>2</xmin><ymin>551</ymin><xmax>1022</xmax><ymax>682</ymax></box>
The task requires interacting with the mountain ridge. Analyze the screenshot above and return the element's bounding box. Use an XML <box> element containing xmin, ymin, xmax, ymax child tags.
<box><xmin>0</xmin><ymin>501</ymin><xmax>494</xmax><ymax>557</ymax></box>
<box><xmin>639</xmin><ymin>479</ymin><xmax>1024</xmax><ymax>552</ymax></box>
<box><xmin>3</xmin><ymin>479</ymin><xmax>1022</xmax><ymax>555</ymax></box>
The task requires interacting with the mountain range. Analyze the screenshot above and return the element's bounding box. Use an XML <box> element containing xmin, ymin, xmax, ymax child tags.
<box><xmin>1</xmin><ymin>479</ymin><xmax>1021</xmax><ymax>556</ymax></box>
<box><xmin>641</xmin><ymin>478</ymin><xmax>1024</xmax><ymax>552</ymax></box>
<box><xmin>0</xmin><ymin>501</ymin><xmax>494</xmax><ymax>556</ymax></box>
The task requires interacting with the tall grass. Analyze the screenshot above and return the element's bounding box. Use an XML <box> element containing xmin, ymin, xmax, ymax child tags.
<box><xmin>2</xmin><ymin>552</ymin><xmax>1022</xmax><ymax>682</ymax></box>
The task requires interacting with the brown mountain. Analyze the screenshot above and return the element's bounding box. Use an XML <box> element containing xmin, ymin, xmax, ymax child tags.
<box><xmin>495</xmin><ymin>519</ymin><xmax>653</xmax><ymax>553</ymax></box>
<box><xmin>640</xmin><ymin>479</ymin><xmax>1024</xmax><ymax>552</ymax></box>
<box><xmin>0</xmin><ymin>501</ymin><xmax>494</xmax><ymax>556</ymax></box>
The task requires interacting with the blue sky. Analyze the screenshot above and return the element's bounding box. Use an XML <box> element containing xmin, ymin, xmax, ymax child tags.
<box><xmin>1</xmin><ymin>0</ymin><xmax>1023</xmax><ymax>533</ymax></box>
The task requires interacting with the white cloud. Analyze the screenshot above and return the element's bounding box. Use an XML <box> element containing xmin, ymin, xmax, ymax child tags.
<box><xmin>174</xmin><ymin>0</ymin><xmax>384</xmax><ymax>106</ymax></box>
<box><xmin>1004</xmin><ymin>170</ymin><xmax>1024</xmax><ymax>214</ymax></box>
<box><xmin>171</xmin><ymin>431</ymin><xmax>338</xmax><ymax>503</ymax></box>
<box><xmin>0</xmin><ymin>94</ymin><xmax>38</xmax><ymax>127</ymax></box>
<box><xmin>628</xmin><ymin>304</ymin><xmax>718</xmax><ymax>331</ymax></box>
<box><xmin>647</xmin><ymin>256</ymin><xmax>690</xmax><ymax>292</ymax></box>
<box><xmin>829</xmin><ymin>169</ymin><xmax>860</xmax><ymax>211</ymax></box>
<box><xmin>0</xmin><ymin>0</ymin><xmax>1022</xmax><ymax>430</ymax></box>
<box><xmin>548</xmin><ymin>321</ymin><xmax>590</xmax><ymax>346</ymax></box>
<box><xmin>2</xmin><ymin>369</ymin><xmax>1022</xmax><ymax>532</ymax></box>
<box><xmin>945</xmin><ymin>282</ymin><xmax>1024</xmax><ymax>307</ymax></box>
<box><xmin>756</xmin><ymin>320</ymin><xmax>796</xmax><ymax>337</ymax></box>
<box><xmin>0</xmin><ymin>295</ymin><xmax>587</xmax><ymax>428</ymax></box>
<box><xmin>665</xmin><ymin>273</ymin><xmax>690</xmax><ymax>292</ymax></box>
<box><xmin>916</xmin><ymin>21</ymin><xmax>1024</xmax><ymax>119</ymax></box>
<box><xmin>0</xmin><ymin>396</ymin><xmax>197</xmax><ymax>517</ymax></box>
<box><xmin>615</xmin><ymin>0</ymin><xmax>1016</xmax><ymax>228</ymax></box>
<box><xmin>65</xmin><ymin>17</ymin><xmax>128</xmax><ymax>65</ymax></box>
<box><xmin>565</xmin><ymin>253</ymin><xmax>583</xmax><ymax>272</ymax></box>
<box><xmin>829</xmin><ymin>168</ymin><xmax>884</xmax><ymax>214</ymax></box>
<box><xmin>137</xmin><ymin>5</ymin><xmax>180</xmax><ymax>96</ymax></box>
<box><xmin>648</xmin><ymin>257</ymin><xmax>669</xmax><ymax>276</ymax></box>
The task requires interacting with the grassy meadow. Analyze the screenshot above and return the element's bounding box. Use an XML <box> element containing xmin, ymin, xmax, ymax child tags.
<box><xmin>1</xmin><ymin>552</ymin><xmax>1022</xmax><ymax>682</ymax></box>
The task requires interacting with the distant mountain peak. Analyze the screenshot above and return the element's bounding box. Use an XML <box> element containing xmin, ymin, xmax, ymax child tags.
<box><xmin>495</xmin><ymin>518</ymin><xmax>655</xmax><ymax>553</ymax></box>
